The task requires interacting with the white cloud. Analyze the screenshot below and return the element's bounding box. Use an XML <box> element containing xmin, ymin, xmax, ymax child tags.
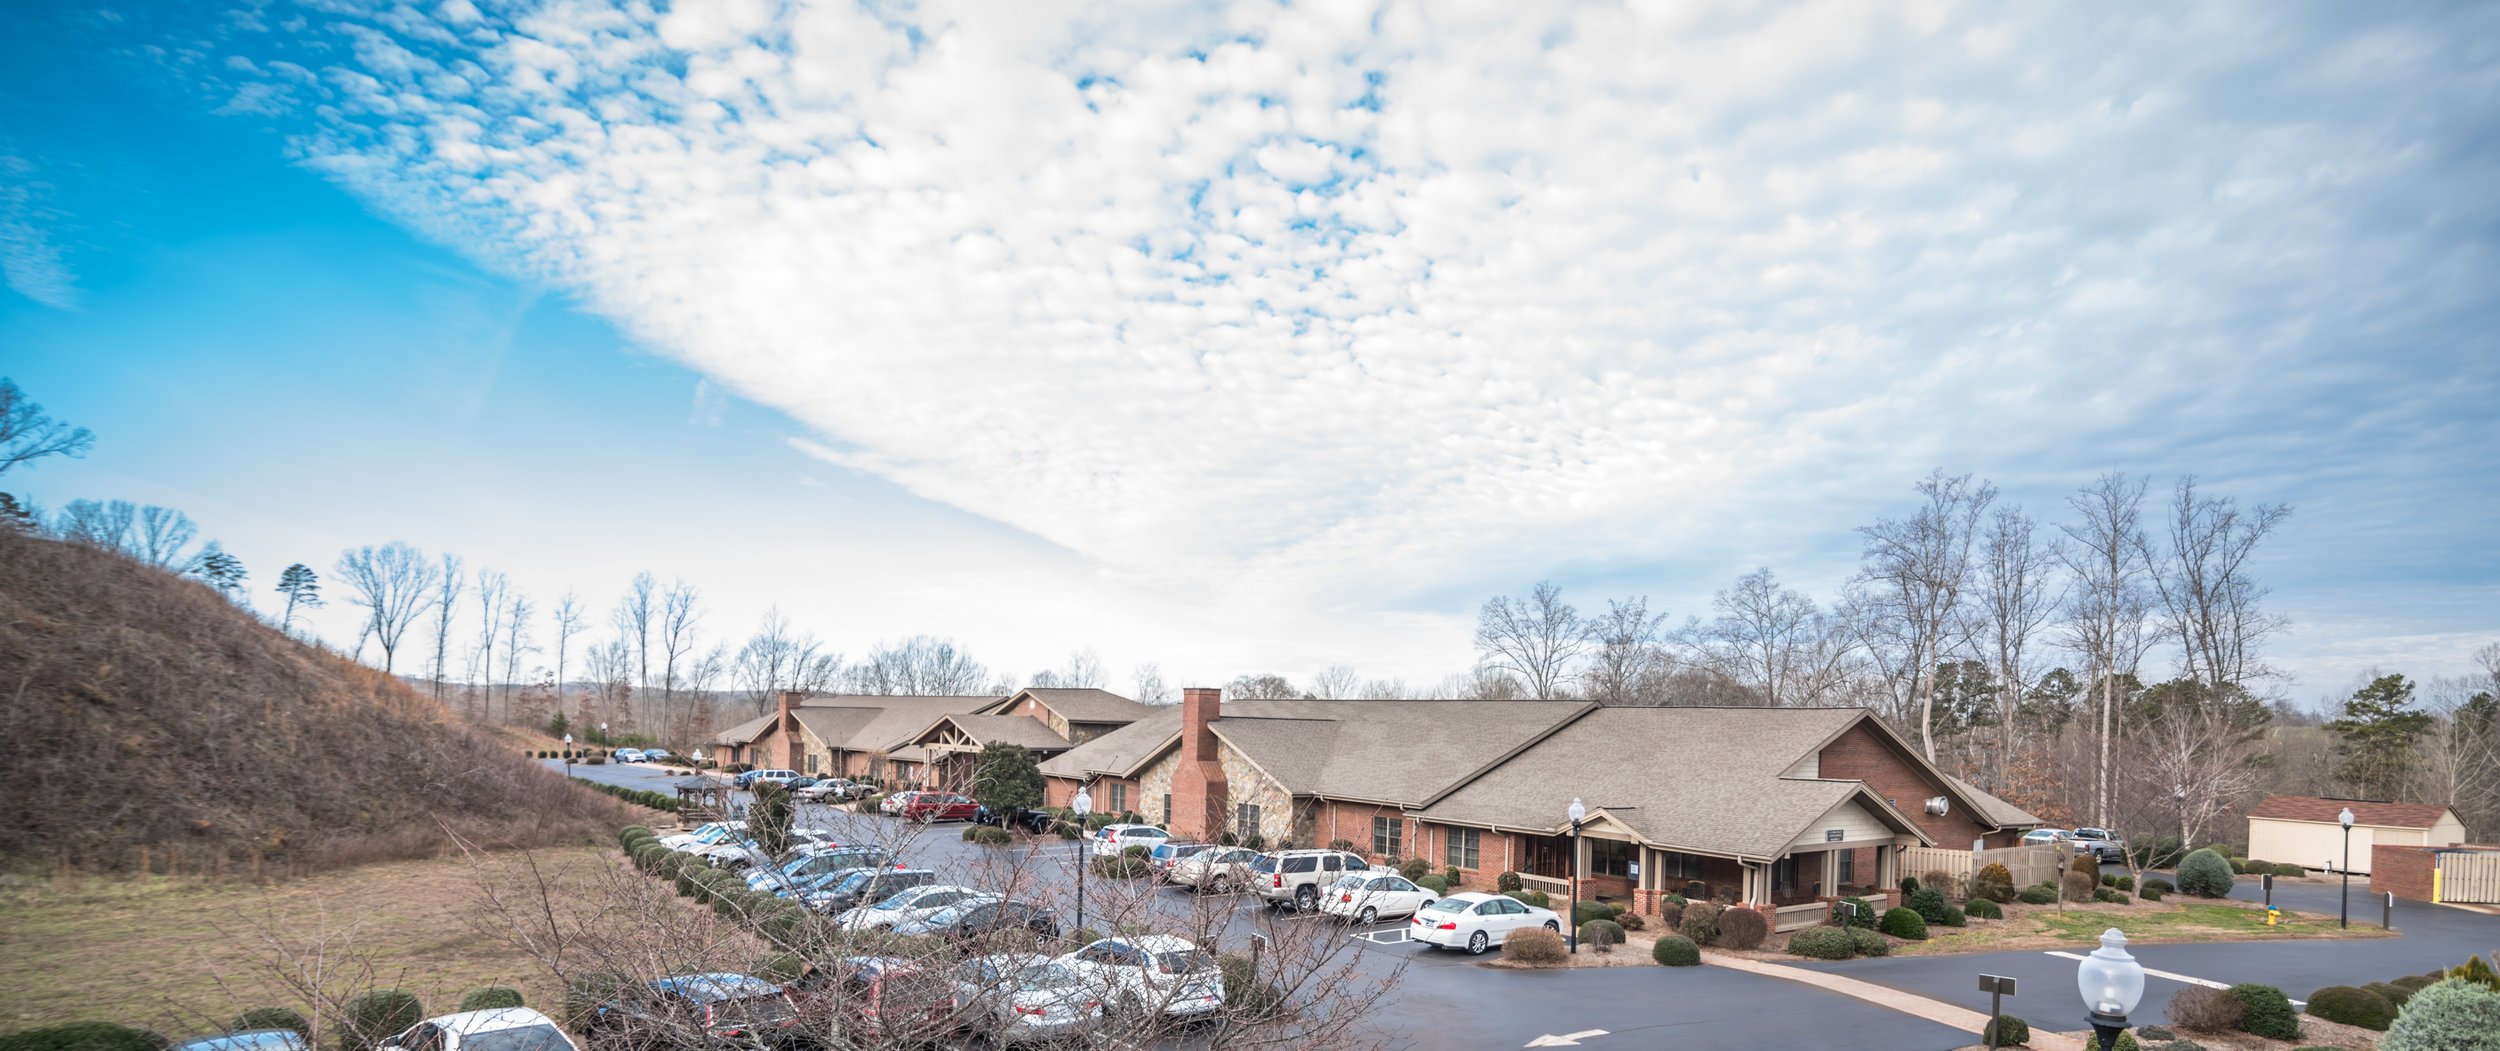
<box><xmin>0</xmin><ymin>154</ymin><xmax>78</xmax><ymax>310</ymax></box>
<box><xmin>195</xmin><ymin>1</ymin><xmax>2500</xmax><ymax>681</ymax></box>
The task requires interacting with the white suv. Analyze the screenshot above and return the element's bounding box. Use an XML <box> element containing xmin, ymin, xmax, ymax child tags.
<box><xmin>1248</xmin><ymin>849</ymin><xmax>1376</xmax><ymax>910</ymax></box>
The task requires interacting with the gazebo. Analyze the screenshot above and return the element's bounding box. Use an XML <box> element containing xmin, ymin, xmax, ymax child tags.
<box><xmin>672</xmin><ymin>778</ymin><xmax>735</xmax><ymax>825</ymax></box>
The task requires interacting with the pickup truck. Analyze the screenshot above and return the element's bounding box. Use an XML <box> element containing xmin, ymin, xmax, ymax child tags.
<box><xmin>2069</xmin><ymin>827</ymin><xmax>2128</xmax><ymax>864</ymax></box>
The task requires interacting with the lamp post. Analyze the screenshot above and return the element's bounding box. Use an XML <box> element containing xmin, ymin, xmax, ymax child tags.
<box><xmin>562</xmin><ymin>733</ymin><xmax>574</xmax><ymax>775</ymax></box>
<box><xmin>1072</xmin><ymin>784</ymin><xmax>1093</xmax><ymax>939</ymax></box>
<box><xmin>1567</xmin><ymin>797</ymin><xmax>1587</xmax><ymax>954</ymax></box>
<box><xmin>2076</xmin><ymin>927</ymin><xmax>2146</xmax><ymax>1051</ymax></box>
<box><xmin>599</xmin><ymin>721</ymin><xmax>609</xmax><ymax>748</ymax></box>
<box><xmin>2339</xmin><ymin>806</ymin><xmax>2354</xmax><ymax>929</ymax></box>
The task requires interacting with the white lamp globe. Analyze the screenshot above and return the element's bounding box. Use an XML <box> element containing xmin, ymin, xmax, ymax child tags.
<box><xmin>1567</xmin><ymin>798</ymin><xmax>1587</xmax><ymax>824</ymax></box>
<box><xmin>2339</xmin><ymin>807</ymin><xmax>2355</xmax><ymax>829</ymax></box>
<box><xmin>1072</xmin><ymin>785</ymin><xmax>1093</xmax><ymax>818</ymax></box>
<box><xmin>2076</xmin><ymin>928</ymin><xmax>2145</xmax><ymax>1018</ymax></box>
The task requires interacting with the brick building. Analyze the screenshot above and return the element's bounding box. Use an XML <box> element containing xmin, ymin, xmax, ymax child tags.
<box><xmin>711</xmin><ymin>687</ymin><xmax>1159</xmax><ymax>788</ymax></box>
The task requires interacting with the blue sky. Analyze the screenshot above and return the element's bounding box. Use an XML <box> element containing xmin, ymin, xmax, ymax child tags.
<box><xmin>4</xmin><ymin>1</ymin><xmax>2495</xmax><ymax>704</ymax></box>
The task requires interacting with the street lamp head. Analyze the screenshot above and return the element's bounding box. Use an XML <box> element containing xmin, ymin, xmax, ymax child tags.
<box><xmin>1071</xmin><ymin>785</ymin><xmax>1093</xmax><ymax>818</ymax></box>
<box><xmin>2339</xmin><ymin>807</ymin><xmax>2355</xmax><ymax>829</ymax></box>
<box><xmin>563</xmin><ymin>733</ymin><xmax>573</xmax><ymax>745</ymax></box>
<box><xmin>1567</xmin><ymin>798</ymin><xmax>1587</xmax><ymax>825</ymax></box>
<box><xmin>2076</xmin><ymin>928</ymin><xmax>2145</xmax><ymax>1019</ymax></box>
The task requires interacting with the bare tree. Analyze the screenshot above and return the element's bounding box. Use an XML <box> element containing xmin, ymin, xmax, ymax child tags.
<box><xmin>428</xmin><ymin>554</ymin><xmax>466</xmax><ymax>704</ymax></box>
<box><xmin>2418</xmin><ymin>661</ymin><xmax>2500</xmax><ymax>838</ymax></box>
<box><xmin>132</xmin><ymin>505</ymin><xmax>200</xmax><ymax>570</ymax></box>
<box><xmin>1971</xmin><ymin>505</ymin><xmax>2061</xmax><ymax>785</ymax></box>
<box><xmin>552</xmin><ymin>592</ymin><xmax>586</xmax><ymax>718</ymax></box>
<box><xmin>1309</xmin><ymin>665</ymin><xmax>1362</xmax><ymax>700</ymax></box>
<box><xmin>1032</xmin><ymin>649</ymin><xmax>1107</xmax><ymax>689</ymax></box>
<box><xmin>53</xmin><ymin>498</ymin><xmax>133</xmax><ymax>552</ymax></box>
<box><xmin>1358</xmin><ymin>677</ymin><xmax>1416</xmax><ymax>700</ymax></box>
<box><xmin>1584</xmin><ymin>596</ymin><xmax>1672</xmax><ymax>705</ymax></box>
<box><xmin>1131</xmin><ymin>662</ymin><xmax>1171</xmax><ymax>703</ymax></box>
<box><xmin>583</xmin><ymin>637</ymin><xmax>635</xmax><ymax>730</ymax></box>
<box><xmin>472</xmin><ymin>569</ymin><xmax>509</xmax><ymax>721</ymax></box>
<box><xmin>2059</xmin><ymin>472</ymin><xmax>2152</xmax><ymax>827</ymax></box>
<box><xmin>333</xmin><ymin>542</ymin><xmax>439</xmax><ymax>674</ymax></box>
<box><xmin>1857</xmin><ymin>470</ymin><xmax>1997</xmax><ymax>759</ymax></box>
<box><xmin>680</xmin><ymin>643</ymin><xmax>730</xmax><ymax>740</ymax></box>
<box><xmin>0</xmin><ymin>377</ymin><xmax>95</xmax><ymax>476</ymax></box>
<box><xmin>848</xmin><ymin>636</ymin><xmax>993</xmax><ymax>695</ymax></box>
<box><xmin>2140</xmin><ymin>476</ymin><xmax>2292</xmax><ymax>697</ymax></box>
<box><xmin>1226</xmin><ymin>674</ymin><xmax>1308</xmax><ymax>700</ymax></box>
<box><xmin>1707</xmin><ymin>569</ymin><xmax>1821</xmax><ymax>707</ymax></box>
<box><xmin>500</xmin><ymin>592</ymin><xmax>535</xmax><ymax>723</ymax></box>
<box><xmin>1473</xmin><ymin>581</ymin><xmax>1588</xmax><ymax>700</ymax></box>
<box><xmin>612</xmin><ymin>571</ymin><xmax>657</xmax><ymax>718</ymax></box>
<box><xmin>2126</xmin><ymin>682</ymin><xmax>2270</xmax><ymax>850</ymax></box>
<box><xmin>659</xmin><ymin>579</ymin><xmax>704</xmax><ymax>733</ymax></box>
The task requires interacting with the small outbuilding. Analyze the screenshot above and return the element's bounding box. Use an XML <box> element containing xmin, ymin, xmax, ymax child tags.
<box><xmin>2245</xmin><ymin>796</ymin><xmax>2468</xmax><ymax>875</ymax></box>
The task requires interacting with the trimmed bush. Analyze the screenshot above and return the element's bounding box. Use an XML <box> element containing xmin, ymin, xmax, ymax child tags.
<box><xmin>1657</xmin><ymin>900</ymin><xmax>1685</xmax><ymax>930</ymax></box>
<box><xmin>1716</xmin><ymin>906</ymin><xmax>1767</xmax><ymax>950</ymax></box>
<box><xmin>2116</xmin><ymin>874</ymin><xmax>2136</xmax><ymax>891</ymax></box>
<box><xmin>2143</xmin><ymin>877</ymin><xmax>2175</xmax><ymax>894</ymax></box>
<box><xmin>1879</xmin><ymin>906</ymin><xmax>1928</xmax><ymax>940</ymax></box>
<box><xmin>1417</xmin><ymin>874</ymin><xmax>1451</xmax><ymax>894</ymax></box>
<box><xmin>457</xmin><ymin>987</ymin><xmax>523</xmax><ymax>1012</ymax></box>
<box><xmin>1908</xmin><ymin>886</ymin><xmax>1950</xmax><ymax>923</ymax></box>
<box><xmin>2169</xmin><ymin>985</ymin><xmax>2244</xmax><ymax>1032</ymax></box>
<box><xmin>229</xmin><ymin>1010</ymin><xmax>310</xmax><ymax>1040</ymax></box>
<box><xmin>1089</xmin><ymin>854</ymin><xmax>1151</xmax><ymax>879</ymax></box>
<box><xmin>1504</xmin><ymin>925</ymin><xmax>1568</xmax><ymax>965</ymax></box>
<box><xmin>2176</xmin><ymin>849</ymin><xmax>2236</xmax><ymax>898</ymax></box>
<box><xmin>1832</xmin><ymin>896</ymin><xmax>1878</xmax><ymax>929</ymax></box>
<box><xmin>2228</xmin><ymin>983</ymin><xmax>2300</xmax><ymax>1040</ymax></box>
<box><xmin>2018</xmin><ymin>884</ymin><xmax>2057</xmax><ymax>905</ymax></box>
<box><xmin>1974</xmin><ymin>862</ymin><xmax>2016</xmax><ymax>903</ymax></box>
<box><xmin>1938</xmin><ymin>904</ymin><xmax>1967</xmax><ymax>927</ymax></box>
<box><xmin>2229</xmin><ymin>856</ymin><xmax>2250</xmax><ymax>874</ymax></box>
<box><xmin>2102</xmin><ymin>873</ymin><xmax>2119</xmax><ymax>887</ymax></box>
<box><xmin>1681</xmin><ymin>901</ymin><xmax>1723</xmax><ymax>946</ymax></box>
<box><xmin>2381</xmin><ymin>978</ymin><xmax>2500</xmax><ymax>1051</ymax></box>
<box><xmin>1965</xmin><ymin>897</ymin><xmax>2002</xmax><ymax>920</ymax></box>
<box><xmin>1219</xmin><ymin>953</ymin><xmax>1286</xmax><ymax>1018</ymax></box>
<box><xmin>963</xmin><ymin>825</ymin><xmax>1012</xmax><ymax>845</ymax></box>
<box><xmin>2139</xmin><ymin>882</ymin><xmax>2166</xmax><ymax>901</ymax></box>
<box><xmin>2305</xmin><ymin>985</ymin><xmax>2395</xmax><ymax>1031</ymax></box>
<box><xmin>1572</xmin><ymin>900</ymin><xmax>1616</xmax><ymax>926</ymax></box>
<box><xmin>1619</xmin><ymin>912</ymin><xmax>1646</xmax><ymax>931</ymax></box>
<box><xmin>1847</xmin><ymin>927</ymin><xmax>1888</xmax><ymax>957</ymax></box>
<box><xmin>1397</xmin><ymin>857</ymin><xmax>1432</xmax><ymax>882</ymax></box>
<box><xmin>1786</xmin><ymin>926</ymin><xmax>1853</xmax><ymax>960</ymax></box>
<box><xmin>2063</xmin><ymin>872</ymin><xmax>2100</xmax><ymax>902</ymax></box>
<box><xmin>1505</xmin><ymin>889</ymin><xmax>1551</xmax><ymax>908</ymax></box>
<box><xmin>342</xmin><ymin>990</ymin><xmax>424</xmax><ymax>1051</ymax></box>
<box><xmin>1982</xmin><ymin>1015</ymin><xmax>2029</xmax><ymax>1047</ymax></box>
<box><xmin>2093</xmin><ymin>887</ymin><xmax>2124</xmax><ymax>904</ymax></box>
<box><xmin>1899</xmin><ymin>875</ymin><xmax>1920</xmax><ymax>895</ymax></box>
<box><xmin>563</xmin><ymin>973</ymin><xmax>631</xmax><ymax>1031</ymax></box>
<box><xmin>1496</xmin><ymin>871</ymin><xmax>1523</xmax><ymax>892</ymax></box>
<box><xmin>0</xmin><ymin>1024</ymin><xmax>167</xmax><ymax>1051</ymax></box>
<box><xmin>1653</xmin><ymin>933</ymin><xmax>1702</xmax><ymax>966</ymax></box>
<box><xmin>2367</xmin><ymin>981</ymin><xmax>2415</xmax><ymax>1009</ymax></box>
<box><xmin>1578</xmin><ymin>919</ymin><xmax>1624</xmax><ymax>953</ymax></box>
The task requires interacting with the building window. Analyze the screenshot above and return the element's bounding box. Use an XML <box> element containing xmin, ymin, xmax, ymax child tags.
<box><xmin>1235</xmin><ymin>803</ymin><xmax>1263</xmax><ymax>838</ymax></box>
<box><xmin>1162</xmin><ymin>794</ymin><xmax>1172</xmax><ymax>827</ymax></box>
<box><xmin>1590</xmin><ymin>838</ymin><xmax>1635</xmax><ymax>878</ymax></box>
<box><xmin>806</xmin><ymin>753</ymin><xmax>818</xmax><ymax>774</ymax></box>
<box><xmin>1446</xmin><ymin>828</ymin><xmax>1481</xmax><ymax>870</ymax></box>
<box><xmin>1372</xmin><ymin>816</ymin><xmax>1403</xmax><ymax>859</ymax></box>
<box><xmin>1657</xmin><ymin>851</ymin><xmax>1705</xmax><ymax>881</ymax></box>
<box><xmin>1109</xmin><ymin>783</ymin><xmax>1127</xmax><ymax>813</ymax></box>
<box><xmin>1837</xmin><ymin>849</ymin><xmax>1856</xmax><ymax>885</ymax></box>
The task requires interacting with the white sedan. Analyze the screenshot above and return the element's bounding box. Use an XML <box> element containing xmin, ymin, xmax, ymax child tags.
<box><xmin>1318</xmin><ymin>872</ymin><xmax>1436</xmax><ymax>925</ymax></box>
<box><xmin>1053</xmin><ymin>935</ymin><xmax>1223</xmax><ymax>1019</ymax></box>
<box><xmin>375</xmin><ymin>1008</ymin><xmax>577</xmax><ymax>1051</ymax></box>
<box><xmin>1409</xmin><ymin>892</ymin><xmax>1561</xmax><ymax>955</ymax></box>
<box><xmin>613</xmin><ymin>748</ymin><xmax>646</xmax><ymax>763</ymax></box>
<box><xmin>1085</xmin><ymin>824</ymin><xmax>1171</xmax><ymax>858</ymax></box>
<box><xmin>658</xmin><ymin>821</ymin><xmax>745</xmax><ymax>852</ymax></box>
<box><xmin>689</xmin><ymin>829</ymin><xmax>835</xmax><ymax>870</ymax></box>
<box><xmin>834</xmin><ymin>884</ymin><xmax>985</xmax><ymax>931</ymax></box>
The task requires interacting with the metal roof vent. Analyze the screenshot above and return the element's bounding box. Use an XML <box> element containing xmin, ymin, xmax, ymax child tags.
<box><xmin>1924</xmin><ymin>796</ymin><xmax>1951</xmax><ymax>816</ymax></box>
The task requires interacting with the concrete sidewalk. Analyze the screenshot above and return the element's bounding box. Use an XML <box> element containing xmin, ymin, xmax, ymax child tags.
<box><xmin>1704</xmin><ymin>951</ymin><xmax>2087</xmax><ymax>1051</ymax></box>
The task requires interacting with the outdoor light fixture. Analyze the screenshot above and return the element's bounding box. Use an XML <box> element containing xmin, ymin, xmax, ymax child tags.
<box><xmin>562</xmin><ymin>733</ymin><xmax>574</xmax><ymax>773</ymax></box>
<box><xmin>1567</xmin><ymin>797</ymin><xmax>1587</xmax><ymax>954</ymax></box>
<box><xmin>1072</xmin><ymin>784</ymin><xmax>1094</xmax><ymax>937</ymax></box>
<box><xmin>2075</xmin><ymin>928</ymin><xmax>2145</xmax><ymax>1051</ymax></box>
<box><xmin>2339</xmin><ymin>806</ymin><xmax>2355</xmax><ymax>929</ymax></box>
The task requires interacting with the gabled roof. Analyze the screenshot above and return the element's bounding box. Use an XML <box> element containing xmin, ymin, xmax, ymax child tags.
<box><xmin>745</xmin><ymin>694</ymin><xmax>1014</xmax><ymax>754</ymax></box>
<box><xmin>1016</xmin><ymin>688</ymin><xmax>1162</xmax><ymax>725</ymax></box>
<box><xmin>1944</xmin><ymin>775</ymin><xmax>2046</xmax><ymax>829</ymax></box>
<box><xmin>1417</xmin><ymin>706</ymin><xmax>1893</xmax><ymax>859</ymax></box>
<box><xmin>713</xmin><ymin>712</ymin><xmax>777</xmax><ymax>746</ymax></box>
<box><xmin>1038</xmin><ymin>708</ymin><xmax>1181</xmax><ymax>780</ymax></box>
<box><xmin>930</xmin><ymin>713</ymin><xmax>1077</xmax><ymax>752</ymax></box>
<box><xmin>2249</xmin><ymin>796</ymin><xmax>2457</xmax><ymax>829</ymax></box>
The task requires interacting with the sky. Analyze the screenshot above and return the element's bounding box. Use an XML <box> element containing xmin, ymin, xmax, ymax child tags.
<box><xmin>4</xmin><ymin>1</ymin><xmax>2496</xmax><ymax>707</ymax></box>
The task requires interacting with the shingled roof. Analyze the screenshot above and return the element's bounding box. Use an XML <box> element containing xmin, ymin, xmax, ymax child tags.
<box><xmin>713</xmin><ymin>712</ymin><xmax>776</xmax><ymax>746</ymax></box>
<box><xmin>935</xmin><ymin>713</ymin><xmax>1079</xmax><ymax>751</ymax></box>
<box><xmin>1038</xmin><ymin>708</ymin><xmax>1181</xmax><ymax>780</ymax></box>
<box><xmin>1017</xmin><ymin>688</ymin><xmax>1163</xmax><ymax>725</ymax></box>
<box><xmin>1416</xmin><ymin>707</ymin><xmax>1913</xmax><ymax>859</ymax></box>
<box><xmin>1944</xmin><ymin>775</ymin><xmax>2046</xmax><ymax>829</ymax></box>
<box><xmin>2249</xmin><ymin>796</ymin><xmax>2457</xmax><ymax>829</ymax></box>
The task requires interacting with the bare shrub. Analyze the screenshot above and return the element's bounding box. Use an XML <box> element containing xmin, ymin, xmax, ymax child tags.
<box><xmin>2167</xmin><ymin>985</ymin><xmax>2246</xmax><ymax>1032</ymax></box>
<box><xmin>1716</xmin><ymin>907</ymin><xmax>1768</xmax><ymax>950</ymax></box>
<box><xmin>1504</xmin><ymin>927</ymin><xmax>1568</xmax><ymax>965</ymax></box>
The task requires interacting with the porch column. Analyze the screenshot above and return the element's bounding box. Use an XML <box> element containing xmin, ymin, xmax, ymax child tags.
<box><xmin>1822</xmin><ymin>849</ymin><xmax>1840</xmax><ymax>897</ymax></box>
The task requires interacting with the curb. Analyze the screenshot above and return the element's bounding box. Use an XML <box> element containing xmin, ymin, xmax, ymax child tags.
<box><xmin>1700</xmin><ymin>951</ymin><xmax>2087</xmax><ymax>1051</ymax></box>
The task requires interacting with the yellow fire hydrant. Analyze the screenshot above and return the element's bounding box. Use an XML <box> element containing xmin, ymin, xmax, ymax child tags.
<box><xmin>2266</xmin><ymin>907</ymin><xmax>2281</xmax><ymax>926</ymax></box>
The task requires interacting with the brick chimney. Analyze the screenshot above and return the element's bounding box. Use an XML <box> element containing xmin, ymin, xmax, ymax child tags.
<box><xmin>1171</xmin><ymin>687</ymin><xmax>1229</xmax><ymax>840</ymax></box>
<box><xmin>779</xmin><ymin>690</ymin><xmax>805</xmax><ymax>770</ymax></box>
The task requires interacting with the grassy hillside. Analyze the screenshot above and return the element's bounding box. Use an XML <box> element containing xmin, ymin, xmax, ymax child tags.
<box><xmin>0</xmin><ymin>528</ymin><xmax>627</xmax><ymax>875</ymax></box>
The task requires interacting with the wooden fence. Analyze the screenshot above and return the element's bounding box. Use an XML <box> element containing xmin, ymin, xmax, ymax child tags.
<box><xmin>2436</xmin><ymin>851</ymin><xmax>2500</xmax><ymax>904</ymax></box>
<box><xmin>1901</xmin><ymin>844</ymin><xmax>2063</xmax><ymax>892</ymax></box>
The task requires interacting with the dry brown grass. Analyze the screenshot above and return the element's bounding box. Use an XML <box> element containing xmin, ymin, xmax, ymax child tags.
<box><xmin>0</xmin><ymin>846</ymin><xmax>655</xmax><ymax>1038</ymax></box>
<box><xmin>0</xmin><ymin>530</ymin><xmax>630</xmax><ymax>877</ymax></box>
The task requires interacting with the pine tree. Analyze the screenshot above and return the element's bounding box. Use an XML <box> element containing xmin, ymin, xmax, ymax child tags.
<box><xmin>2328</xmin><ymin>674</ymin><xmax>2432</xmax><ymax>798</ymax></box>
<box><xmin>195</xmin><ymin>545</ymin><xmax>248</xmax><ymax>603</ymax></box>
<box><xmin>276</xmin><ymin>563</ymin><xmax>321</xmax><ymax>633</ymax></box>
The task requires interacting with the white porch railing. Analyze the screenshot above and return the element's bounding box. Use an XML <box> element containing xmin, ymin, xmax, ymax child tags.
<box><xmin>1773</xmin><ymin>902</ymin><xmax>1826</xmax><ymax>932</ymax></box>
<box><xmin>1516</xmin><ymin>873</ymin><xmax>1571</xmax><ymax>898</ymax></box>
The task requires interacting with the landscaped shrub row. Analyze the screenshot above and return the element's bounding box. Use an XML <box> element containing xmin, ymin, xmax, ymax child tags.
<box><xmin>0</xmin><ymin>1023</ymin><xmax>171</xmax><ymax>1051</ymax></box>
<box><xmin>1785</xmin><ymin>925</ymin><xmax>1889</xmax><ymax>961</ymax></box>
<box><xmin>620</xmin><ymin>825</ymin><xmax>815</xmax><ymax>950</ymax></box>
<box><xmin>581</xmin><ymin>781</ymin><xmax>684</xmax><ymax>811</ymax></box>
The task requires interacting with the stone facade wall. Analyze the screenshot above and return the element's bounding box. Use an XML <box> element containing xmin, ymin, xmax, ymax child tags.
<box><xmin>1138</xmin><ymin>753</ymin><xmax>1177</xmax><ymax>828</ymax></box>
<box><xmin>1220</xmin><ymin>743</ymin><xmax>1294</xmax><ymax>844</ymax></box>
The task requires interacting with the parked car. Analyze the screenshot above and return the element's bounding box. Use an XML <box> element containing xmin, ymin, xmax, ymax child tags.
<box><xmin>176</xmin><ymin>1031</ymin><xmax>307</xmax><ymax>1051</ymax></box>
<box><xmin>944</xmin><ymin>954</ymin><xmax>1103</xmax><ymax>1046</ymax></box>
<box><xmin>792</xmin><ymin>779</ymin><xmax>858</xmax><ymax>802</ymax></box>
<box><xmin>741</xmin><ymin>769</ymin><xmax>802</xmax><ymax>790</ymax></box>
<box><xmin>899</xmin><ymin>792</ymin><xmax>982</xmax><ymax>823</ymax></box>
<box><xmin>1166</xmin><ymin>846</ymin><xmax>1259</xmax><ymax>893</ymax></box>
<box><xmin>783</xmin><ymin>956</ymin><xmax>960</xmax><ymax>1048</ymax></box>
<box><xmin>804</xmin><ymin>868</ymin><xmax>938</xmax><ymax>914</ymax></box>
<box><xmin>1409</xmin><ymin>892</ymin><xmax>1562</xmax><ymax>955</ymax></box>
<box><xmin>747</xmin><ymin>847</ymin><xmax>897</xmax><ymax>895</ymax></box>
<box><xmin>770</xmin><ymin>867</ymin><xmax>875</xmax><ymax>902</ymax></box>
<box><xmin>659</xmin><ymin>822</ymin><xmax>747</xmax><ymax>852</ymax></box>
<box><xmin>892</xmin><ymin>897</ymin><xmax>1060</xmax><ymax>942</ymax></box>
<box><xmin>2070</xmin><ymin>827</ymin><xmax>2129</xmax><ymax>864</ymax></box>
<box><xmin>879</xmin><ymin>791</ymin><xmax>924</xmax><ymax>815</ymax></box>
<box><xmin>643</xmin><ymin>748</ymin><xmax>673</xmax><ymax>762</ymax></box>
<box><xmin>586</xmin><ymin>975</ymin><xmax>795</xmax><ymax>1050</ymax></box>
<box><xmin>1249</xmin><ymin>849</ymin><xmax>1376</xmax><ymax>910</ymax></box>
<box><xmin>2021</xmin><ymin>828</ymin><xmax>2076</xmax><ymax>848</ymax></box>
<box><xmin>1318</xmin><ymin>871</ymin><xmax>1436</xmax><ymax>924</ymax></box>
<box><xmin>692</xmin><ymin>829</ymin><xmax>838</xmax><ymax>871</ymax></box>
<box><xmin>377</xmin><ymin>1009</ymin><xmax>576</xmax><ymax>1051</ymax></box>
<box><xmin>835</xmin><ymin>884</ymin><xmax>985</xmax><ymax>931</ymax></box>
<box><xmin>1146</xmin><ymin>842</ymin><xmax>1213</xmax><ymax>880</ymax></box>
<box><xmin>1054</xmin><ymin>935</ymin><xmax>1223</xmax><ymax>1019</ymax></box>
<box><xmin>1085</xmin><ymin>824</ymin><xmax>1171</xmax><ymax>858</ymax></box>
<box><xmin>613</xmin><ymin>748</ymin><xmax>647</xmax><ymax>763</ymax></box>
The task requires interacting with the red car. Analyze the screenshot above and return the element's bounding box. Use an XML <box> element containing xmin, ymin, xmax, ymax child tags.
<box><xmin>899</xmin><ymin>792</ymin><xmax>981</xmax><ymax>823</ymax></box>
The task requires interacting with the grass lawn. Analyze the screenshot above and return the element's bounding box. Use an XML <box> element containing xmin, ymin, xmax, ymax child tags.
<box><xmin>0</xmin><ymin>846</ymin><xmax>681</xmax><ymax>1038</ymax></box>
<box><xmin>1892</xmin><ymin>897</ymin><xmax>2400</xmax><ymax>956</ymax></box>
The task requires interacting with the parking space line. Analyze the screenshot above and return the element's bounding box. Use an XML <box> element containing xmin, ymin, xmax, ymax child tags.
<box><xmin>2040</xmin><ymin>951</ymin><xmax>2306</xmax><ymax>1006</ymax></box>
